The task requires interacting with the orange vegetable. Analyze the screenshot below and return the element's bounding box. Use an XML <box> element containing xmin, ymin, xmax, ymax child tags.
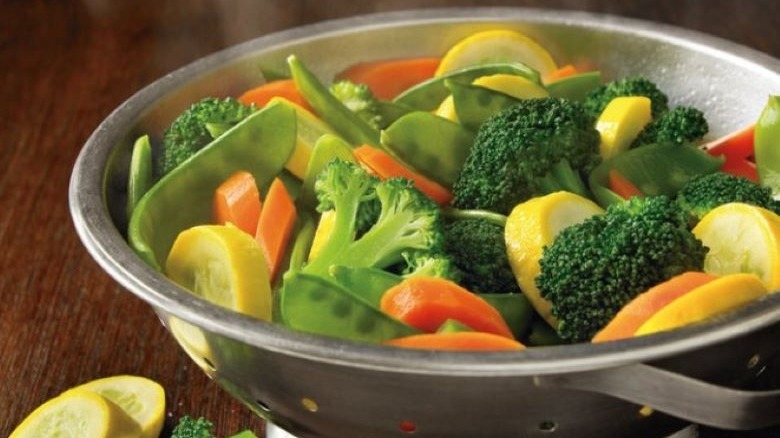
<box><xmin>592</xmin><ymin>272</ymin><xmax>717</xmax><ymax>343</ymax></box>
<box><xmin>353</xmin><ymin>145</ymin><xmax>453</xmax><ymax>206</ymax></box>
<box><xmin>213</xmin><ymin>171</ymin><xmax>262</xmax><ymax>235</ymax></box>
<box><xmin>255</xmin><ymin>178</ymin><xmax>297</xmax><ymax>282</ymax></box>
<box><xmin>704</xmin><ymin>124</ymin><xmax>755</xmax><ymax>160</ymax></box>
<box><xmin>239</xmin><ymin>79</ymin><xmax>312</xmax><ymax>112</ymax></box>
<box><xmin>335</xmin><ymin>57</ymin><xmax>441</xmax><ymax>100</ymax></box>
<box><xmin>545</xmin><ymin>64</ymin><xmax>578</xmax><ymax>82</ymax></box>
<box><xmin>721</xmin><ymin>157</ymin><xmax>759</xmax><ymax>182</ymax></box>
<box><xmin>386</xmin><ymin>331</ymin><xmax>525</xmax><ymax>351</ymax></box>
<box><xmin>380</xmin><ymin>277</ymin><xmax>514</xmax><ymax>338</ymax></box>
<box><xmin>608</xmin><ymin>169</ymin><xmax>644</xmax><ymax>199</ymax></box>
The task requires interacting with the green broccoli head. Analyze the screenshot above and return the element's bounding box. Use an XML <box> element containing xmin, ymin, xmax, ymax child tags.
<box><xmin>442</xmin><ymin>218</ymin><xmax>520</xmax><ymax>294</ymax></box>
<box><xmin>171</xmin><ymin>416</ymin><xmax>215</xmax><ymax>438</ymax></box>
<box><xmin>676</xmin><ymin>172</ymin><xmax>780</xmax><ymax>220</ymax></box>
<box><xmin>159</xmin><ymin>97</ymin><xmax>255</xmax><ymax>176</ymax></box>
<box><xmin>451</xmin><ymin>97</ymin><xmax>601</xmax><ymax>214</ymax></box>
<box><xmin>537</xmin><ymin>196</ymin><xmax>707</xmax><ymax>342</ymax></box>
<box><xmin>304</xmin><ymin>160</ymin><xmax>447</xmax><ymax>277</ymax></box>
<box><xmin>330</xmin><ymin>80</ymin><xmax>382</xmax><ymax>129</ymax></box>
<box><xmin>585</xmin><ymin>76</ymin><xmax>669</xmax><ymax>119</ymax></box>
<box><xmin>402</xmin><ymin>252</ymin><xmax>463</xmax><ymax>282</ymax></box>
<box><xmin>632</xmin><ymin>106</ymin><xmax>709</xmax><ymax>148</ymax></box>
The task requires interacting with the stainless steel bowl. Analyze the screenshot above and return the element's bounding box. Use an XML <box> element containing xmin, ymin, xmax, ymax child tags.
<box><xmin>70</xmin><ymin>8</ymin><xmax>780</xmax><ymax>438</ymax></box>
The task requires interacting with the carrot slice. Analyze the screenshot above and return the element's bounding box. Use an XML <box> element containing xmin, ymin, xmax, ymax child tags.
<box><xmin>720</xmin><ymin>157</ymin><xmax>759</xmax><ymax>182</ymax></box>
<box><xmin>335</xmin><ymin>57</ymin><xmax>441</xmax><ymax>100</ymax></box>
<box><xmin>255</xmin><ymin>178</ymin><xmax>297</xmax><ymax>282</ymax></box>
<box><xmin>239</xmin><ymin>79</ymin><xmax>312</xmax><ymax>112</ymax></box>
<box><xmin>704</xmin><ymin>124</ymin><xmax>755</xmax><ymax>160</ymax></box>
<box><xmin>213</xmin><ymin>171</ymin><xmax>262</xmax><ymax>235</ymax></box>
<box><xmin>608</xmin><ymin>169</ymin><xmax>644</xmax><ymax>199</ymax></box>
<box><xmin>592</xmin><ymin>272</ymin><xmax>717</xmax><ymax>342</ymax></box>
<box><xmin>545</xmin><ymin>64</ymin><xmax>578</xmax><ymax>82</ymax></box>
<box><xmin>353</xmin><ymin>145</ymin><xmax>453</xmax><ymax>206</ymax></box>
<box><xmin>386</xmin><ymin>331</ymin><xmax>525</xmax><ymax>351</ymax></box>
<box><xmin>380</xmin><ymin>277</ymin><xmax>514</xmax><ymax>338</ymax></box>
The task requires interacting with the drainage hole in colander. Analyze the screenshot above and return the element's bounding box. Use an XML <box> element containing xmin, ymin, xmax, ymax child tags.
<box><xmin>399</xmin><ymin>420</ymin><xmax>417</xmax><ymax>434</ymax></box>
<box><xmin>538</xmin><ymin>420</ymin><xmax>557</xmax><ymax>433</ymax></box>
<box><xmin>255</xmin><ymin>399</ymin><xmax>272</xmax><ymax>413</ymax></box>
<box><xmin>202</xmin><ymin>357</ymin><xmax>216</xmax><ymax>373</ymax></box>
<box><xmin>300</xmin><ymin>397</ymin><xmax>319</xmax><ymax>412</ymax></box>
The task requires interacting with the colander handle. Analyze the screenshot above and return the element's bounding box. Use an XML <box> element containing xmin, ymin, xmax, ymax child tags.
<box><xmin>534</xmin><ymin>363</ymin><xmax>780</xmax><ymax>430</ymax></box>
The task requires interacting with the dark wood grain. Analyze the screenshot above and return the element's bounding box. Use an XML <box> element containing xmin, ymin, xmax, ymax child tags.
<box><xmin>1</xmin><ymin>1</ymin><xmax>778</xmax><ymax>437</ymax></box>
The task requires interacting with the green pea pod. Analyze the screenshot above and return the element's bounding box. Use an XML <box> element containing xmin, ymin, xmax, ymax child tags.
<box><xmin>436</xmin><ymin>319</ymin><xmax>473</xmax><ymax>333</ymax></box>
<box><xmin>479</xmin><ymin>293</ymin><xmax>534</xmax><ymax>339</ymax></box>
<box><xmin>588</xmin><ymin>143</ymin><xmax>725</xmax><ymax>208</ymax></box>
<box><xmin>446</xmin><ymin>80</ymin><xmax>522</xmax><ymax>131</ymax></box>
<box><xmin>525</xmin><ymin>317</ymin><xmax>566</xmax><ymax>346</ymax></box>
<box><xmin>126</xmin><ymin>134</ymin><xmax>153</xmax><ymax>221</ymax></box>
<box><xmin>380</xmin><ymin>111</ymin><xmax>475</xmax><ymax>187</ymax></box>
<box><xmin>287</xmin><ymin>55</ymin><xmax>380</xmax><ymax>147</ymax></box>
<box><xmin>545</xmin><ymin>71</ymin><xmax>603</xmax><ymax>101</ymax></box>
<box><xmin>128</xmin><ymin>101</ymin><xmax>297</xmax><ymax>269</ymax></box>
<box><xmin>755</xmin><ymin>95</ymin><xmax>780</xmax><ymax>195</ymax></box>
<box><xmin>375</xmin><ymin>100</ymin><xmax>413</xmax><ymax>129</ymax></box>
<box><xmin>394</xmin><ymin>62</ymin><xmax>541</xmax><ymax>111</ymax></box>
<box><xmin>328</xmin><ymin>265</ymin><xmax>402</xmax><ymax>308</ymax></box>
<box><xmin>279</xmin><ymin>271</ymin><xmax>419</xmax><ymax>343</ymax></box>
<box><xmin>299</xmin><ymin>134</ymin><xmax>356</xmax><ymax>210</ymax></box>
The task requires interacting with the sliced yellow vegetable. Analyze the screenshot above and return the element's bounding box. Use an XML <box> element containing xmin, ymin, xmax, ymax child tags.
<box><xmin>596</xmin><ymin>96</ymin><xmax>652</xmax><ymax>159</ymax></box>
<box><xmin>60</xmin><ymin>375</ymin><xmax>165</xmax><ymax>438</ymax></box>
<box><xmin>10</xmin><ymin>391</ymin><xmax>141</xmax><ymax>438</ymax></box>
<box><xmin>165</xmin><ymin>224</ymin><xmax>272</xmax><ymax>320</ymax></box>
<box><xmin>635</xmin><ymin>273</ymin><xmax>769</xmax><ymax>336</ymax></box>
<box><xmin>436</xmin><ymin>29</ymin><xmax>558</xmax><ymax>78</ymax></box>
<box><xmin>472</xmin><ymin>73</ymin><xmax>548</xmax><ymax>99</ymax></box>
<box><xmin>692</xmin><ymin>203</ymin><xmax>780</xmax><ymax>291</ymax></box>
<box><xmin>269</xmin><ymin>96</ymin><xmax>336</xmax><ymax>179</ymax></box>
<box><xmin>505</xmin><ymin>192</ymin><xmax>604</xmax><ymax>327</ymax></box>
<box><xmin>309</xmin><ymin>209</ymin><xmax>337</xmax><ymax>260</ymax></box>
<box><xmin>434</xmin><ymin>95</ymin><xmax>459</xmax><ymax>122</ymax></box>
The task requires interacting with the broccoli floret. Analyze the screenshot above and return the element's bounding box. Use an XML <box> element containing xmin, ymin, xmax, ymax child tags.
<box><xmin>585</xmin><ymin>76</ymin><xmax>669</xmax><ymax>119</ymax></box>
<box><xmin>303</xmin><ymin>160</ymin><xmax>450</xmax><ymax>279</ymax></box>
<box><xmin>632</xmin><ymin>106</ymin><xmax>709</xmax><ymax>148</ymax></box>
<box><xmin>402</xmin><ymin>252</ymin><xmax>463</xmax><ymax>281</ymax></box>
<box><xmin>676</xmin><ymin>172</ymin><xmax>780</xmax><ymax>220</ymax></box>
<box><xmin>159</xmin><ymin>97</ymin><xmax>255</xmax><ymax>176</ymax></box>
<box><xmin>171</xmin><ymin>416</ymin><xmax>215</xmax><ymax>438</ymax></box>
<box><xmin>537</xmin><ymin>196</ymin><xmax>707</xmax><ymax>342</ymax></box>
<box><xmin>451</xmin><ymin>97</ymin><xmax>601</xmax><ymax>214</ymax></box>
<box><xmin>442</xmin><ymin>217</ymin><xmax>520</xmax><ymax>294</ymax></box>
<box><xmin>330</xmin><ymin>80</ymin><xmax>382</xmax><ymax>129</ymax></box>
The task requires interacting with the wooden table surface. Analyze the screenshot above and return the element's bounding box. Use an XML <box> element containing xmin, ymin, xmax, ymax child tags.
<box><xmin>2</xmin><ymin>1</ymin><xmax>778</xmax><ymax>437</ymax></box>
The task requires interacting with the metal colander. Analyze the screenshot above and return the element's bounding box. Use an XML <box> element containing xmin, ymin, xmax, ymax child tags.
<box><xmin>70</xmin><ymin>8</ymin><xmax>780</xmax><ymax>437</ymax></box>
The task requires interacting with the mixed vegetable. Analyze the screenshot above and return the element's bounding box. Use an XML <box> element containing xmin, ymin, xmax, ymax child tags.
<box><xmin>126</xmin><ymin>29</ymin><xmax>780</xmax><ymax>351</ymax></box>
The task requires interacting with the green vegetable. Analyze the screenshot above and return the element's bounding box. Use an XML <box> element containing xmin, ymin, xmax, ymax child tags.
<box><xmin>329</xmin><ymin>79</ymin><xmax>383</xmax><ymax>129</ymax></box>
<box><xmin>401</xmin><ymin>252</ymin><xmax>462</xmax><ymax>281</ymax></box>
<box><xmin>299</xmin><ymin>134</ymin><xmax>356</xmax><ymax>210</ymax></box>
<box><xmin>380</xmin><ymin>111</ymin><xmax>475</xmax><ymax>187</ymax></box>
<box><xmin>676</xmin><ymin>172</ymin><xmax>780</xmax><ymax>220</ymax></box>
<box><xmin>159</xmin><ymin>97</ymin><xmax>255</xmax><ymax>176</ymax></box>
<box><xmin>584</xmin><ymin>76</ymin><xmax>669</xmax><ymax>119</ymax></box>
<box><xmin>545</xmin><ymin>71</ymin><xmax>603</xmax><ymax>101</ymax></box>
<box><xmin>442</xmin><ymin>217</ymin><xmax>520</xmax><ymax>294</ymax></box>
<box><xmin>170</xmin><ymin>416</ymin><xmax>214</xmax><ymax>438</ymax></box>
<box><xmin>128</xmin><ymin>101</ymin><xmax>297</xmax><ymax>269</ymax></box>
<box><xmin>375</xmin><ymin>100</ymin><xmax>413</xmax><ymax>128</ymax></box>
<box><xmin>631</xmin><ymin>106</ymin><xmax>709</xmax><ymax>148</ymax></box>
<box><xmin>755</xmin><ymin>95</ymin><xmax>780</xmax><ymax>195</ymax></box>
<box><xmin>328</xmin><ymin>265</ymin><xmax>402</xmax><ymax>308</ymax></box>
<box><xmin>436</xmin><ymin>319</ymin><xmax>473</xmax><ymax>333</ymax></box>
<box><xmin>536</xmin><ymin>158</ymin><xmax>593</xmax><ymax>199</ymax></box>
<box><xmin>451</xmin><ymin>97</ymin><xmax>601</xmax><ymax>214</ymax></box>
<box><xmin>537</xmin><ymin>196</ymin><xmax>707</xmax><ymax>342</ymax></box>
<box><xmin>288</xmin><ymin>55</ymin><xmax>380</xmax><ymax>146</ymax></box>
<box><xmin>525</xmin><ymin>317</ymin><xmax>566</xmax><ymax>346</ymax></box>
<box><xmin>441</xmin><ymin>207</ymin><xmax>507</xmax><ymax>227</ymax></box>
<box><xmin>394</xmin><ymin>62</ymin><xmax>541</xmax><ymax>111</ymax></box>
<box><xmin>126</xmin><ymin>134</ymin><xmax>153</xmax><ymax>221</ymax></box>
<box><xmin>446</xmin><ymin>79</ymin><xmax>521</xmax><ymax>131</ymax></box>
<box><xmin>479</xmin><ymin>293</ymin><xmax>534</xmax><ymax>339</ymax></box>
<box><xmin>589</xmin><ymin>142</ymin><xmax>725</xmax><ymax>208</ymax></box>
<box><xmin>279</xmin><ymin>271</ymin><xmax>419</xmax><ymax>342</ymax></box>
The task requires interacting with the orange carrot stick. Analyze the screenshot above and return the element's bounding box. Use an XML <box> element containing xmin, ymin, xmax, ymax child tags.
<box><xmin>704</xmin><ymin>124</ymin><xmax>755</xmax><ymax>160</ymax></box>
<box><xmin>386</xmin><ymin>331</ymin><xmax>525</xmax><ymax>351</ymax></box>
<box><xmin>255</xmin><ymin>178</ymin><xmax>297</xmax><ymax>282</ymax></box>
<box><xmin>213</xmin><ymin>171</ymin><xmax>262</xmax><ymax>235</ymax></box>
<box><xmin>335</xmin><ymin>57</ymin><xmax>441</xmax><ymax>100</ymax></box>
<box><xmin>380</xmin><ymin>277</ymin><xmax>514</xmax><ymax>338</ymax></box>
<box><xmin>239</xmin><ymin>79</ymin><xmax>312</xmax><ymax>112</ymax></box>
<box><xmin>608</xmin><ymin>169</ymin><xmax>644</xmax><ymax>200</ymax></box>
<box><xmin>592</xmin><ymin>272</ymin><xmax>717</xmax><ymax>343</ymax></box>
<box><xmin>545</xmin><ymin>64</ymin><xmax>578</xmax><ymax>83</ymax></box>
<box><xmin>720</xmin><ymin>157</ymin><xmax>759</xmax><ymax>182</ymax></box>
<box><xmin>353</xmin><ymin>145</ymin><xmax>453</xmax><ymax>206</ymax></box>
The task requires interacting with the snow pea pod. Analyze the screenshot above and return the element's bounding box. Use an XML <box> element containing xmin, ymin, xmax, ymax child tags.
<box><xmin>446</xmin><ymin>80</ymin><xmax>522</xmax><ymax>131</ymax></box>
<box><xmin>479</xmin><ymin>293</ymin><xmax>534</xmax><ymax>339</ymax></box>
<box><xmin>380</xmin><ymin>111</ymin><xmax>475</xmax><ymax>187</ymax></box>
<box><xmin>394</xmin><ymin>62</ymin><xmax>541</xmax><ymax>111</ymax></box>
<box><xmin>545</xmin><ymin>71</ymin><xmax>602</xmax><ymax>102</ymax></box>
<box><xmin>755</xmin><ymin>95</ymin><xmax>780</xmax><ymax>195</ymax></box>
<box><xmin>128</xmin><ymin>101</ymin><xmax>297</xmax><ymax>269</ymax></box>
<box><xmin>588</xmin><ymin>143</ymin><xmax>724</xmax><ymax>208</ymax></box>
<box><xmin>328</xmin><ymin>265</ymin><xmax>402</xmax><ymax>308</ymax></box>
<box><xmin>126</xmin><ymin>134</ymin><xmax>153</xmax><ymax>221</ymax></box>
<box><xmin>279</xmin><ymin>271</ymin><xmax>419</xmax><ymax>343</ymax></box>
<box><xmin>288</xmin><ymin>55</ymin><xmax>381</xmax><ymax>147</ymax></box>
<box><xmin>299</xmin><ymin>134</ymin><xmax>355</xmax><ymax>210</ymax></box>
